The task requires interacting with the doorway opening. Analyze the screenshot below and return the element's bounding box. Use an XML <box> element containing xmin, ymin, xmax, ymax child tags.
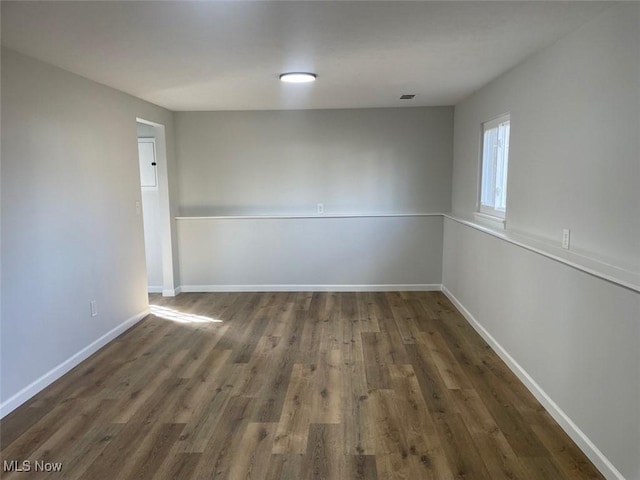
<box><xmin>137</xmin><ymin>122</ymin><xmax>161</xmax><ymax>292</ymax></box>
<box><xmin>136</xmin><ymin>118</ymin><xmax>176</xmax><ymax>296</ymax></box>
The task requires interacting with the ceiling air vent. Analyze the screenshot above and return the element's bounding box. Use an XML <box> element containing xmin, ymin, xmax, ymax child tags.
<box><xmin>400</xmin><ymin>94</ymin><xmax>415</xmax><ymax>100</ymax></box>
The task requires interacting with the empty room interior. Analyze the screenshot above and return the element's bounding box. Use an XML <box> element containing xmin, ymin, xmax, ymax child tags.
<box><xmin>1</xmin><ymin>1</ymin><xmax>639</xmax><ymax>479</ymax></box>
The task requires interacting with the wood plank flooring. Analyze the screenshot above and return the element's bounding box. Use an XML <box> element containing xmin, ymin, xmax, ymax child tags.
<box><xmin>0</xmin><ymin>292</ymin><xmax>604</xmax><ymax>479</ymax></box>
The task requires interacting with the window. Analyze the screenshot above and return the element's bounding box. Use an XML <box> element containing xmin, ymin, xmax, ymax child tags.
<box><xmin>479</xmin><ymin>114</ymin><xmax>510</xmax><ymax>219</ymax></box>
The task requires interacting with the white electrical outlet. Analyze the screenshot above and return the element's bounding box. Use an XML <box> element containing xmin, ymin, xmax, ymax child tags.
<box><xmin>562</xmin><ymin>229</ymin><xmax>571</xmax><ymax>250</ymax></box>
<box><xmin>317</xmin><ymin>203</ymin><xmax>324</xmax><ymax>215</ymax></box>
<box><xmin>90</xmin><ymin>300</ymin><xmax>98</xmax><ymax>317</ymax></box>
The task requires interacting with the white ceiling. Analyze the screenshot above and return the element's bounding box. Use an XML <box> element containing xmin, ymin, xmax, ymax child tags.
<box><xmin>1</xmin><ymin>1</ymin><xmax>612</xmax><ymax>111</ymax></box>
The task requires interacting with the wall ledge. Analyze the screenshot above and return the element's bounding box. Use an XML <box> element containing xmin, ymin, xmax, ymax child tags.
<box><xmin>444</xmin><ymin>214</ymin><xmax>640</xmax><ymax>294</ymax></box>
<box><xmin>179</xmin><ymin>284</ymin><xmax>442</xmax><ymax>293</ymax></box>
<box><xmin>176</xmin><ymin>212</ymin><xmax>639</xmax><ymax>293</ymax></box>
<box><xmin>175</xmin><ymin>213</ymin><xmax>442</xmax><ymax>220</ymax></box>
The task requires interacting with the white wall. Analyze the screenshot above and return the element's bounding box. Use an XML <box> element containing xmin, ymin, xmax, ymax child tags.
<box><xmin>178</xmin><ymin>216</ymin><xmax>443</xmax><ymax>290</ymax></box>
<box><xmin>175</xmin><ymin>108</ymin><xmax>453</xmax><ymax>216</ymax></box>
<box><xmin>136</xmin><ymin>123</ymin><xmax>155</xmax><ymax>138</ymax></box>
<box><xmin>175</xmin><ymin>108</ymin><xmax>452</xmax><ymax>288</ymax></box>
<box><xmin>445</xmin><ymin>4</ymin><xmax>640</xmax><ymax>479</ymax></box>
<box><xmin>0</xmin><ymin>48</ymin><xmax>178</xmax><ymax>413</ymax></box>
<box><xmin>451</xmin><ymin>3</ymin><xmax>639</xmax><ymax>272</ymax></box>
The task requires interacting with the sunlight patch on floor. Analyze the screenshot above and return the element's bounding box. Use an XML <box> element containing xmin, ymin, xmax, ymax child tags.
<box><xmin>150</xmin><ymin>305</ymin><xmax>222</xmax><ymax>324</ymax></box>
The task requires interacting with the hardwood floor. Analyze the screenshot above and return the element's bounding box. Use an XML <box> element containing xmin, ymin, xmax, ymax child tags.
<box><xmin>1</xmin><ymin>292</ymin><xmax>603</xmax><ymax>479</ymax></box>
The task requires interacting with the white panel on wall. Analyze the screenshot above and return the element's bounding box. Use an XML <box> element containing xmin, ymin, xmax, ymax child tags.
<box><xmin>177</xmin><ymin>216</ymin><xmax>444</xmax><ymax>289</ymax></box>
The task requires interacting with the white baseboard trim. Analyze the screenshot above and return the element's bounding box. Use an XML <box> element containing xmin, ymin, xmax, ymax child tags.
<box><xmin>148</xmin><ymin>286</ymin><xmax>163</xmax><ymax>294</ymax></box>
<box><xmin>440</xmin><ymin>285</ymin><xmax>624</xmax><ymax>480</ymax></box>
<box><xmin>0</xmin><ymin>309</ymin><xmax>149</xmax><ymax>419</ymax></box>
<box><xmin>179</xmin><ymin>284</ymin><xmax>442</xmax><ymax>293</ymax></box>
<box><xmin>162</xmin><ymin>286</ymin><xmax>181</xmax><ymax>297</ymax></box>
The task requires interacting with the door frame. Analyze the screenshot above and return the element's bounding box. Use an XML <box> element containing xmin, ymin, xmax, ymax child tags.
<box><xmin>136</xmin><ymin>118</ymin><xmax>177</xmax><ymax>296</ymax></box>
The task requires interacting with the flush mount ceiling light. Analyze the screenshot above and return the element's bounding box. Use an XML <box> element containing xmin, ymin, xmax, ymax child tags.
<box><xmin>279</xmin><ymin>72</ymin><xmax>317</xmax><ymax>83</ymax></box>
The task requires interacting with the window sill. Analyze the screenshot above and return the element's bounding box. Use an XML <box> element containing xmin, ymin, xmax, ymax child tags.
<box><xmin>473</xmin><ymin>211</ymin><xmax>505</xmax><ymax>230</ymax></box>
